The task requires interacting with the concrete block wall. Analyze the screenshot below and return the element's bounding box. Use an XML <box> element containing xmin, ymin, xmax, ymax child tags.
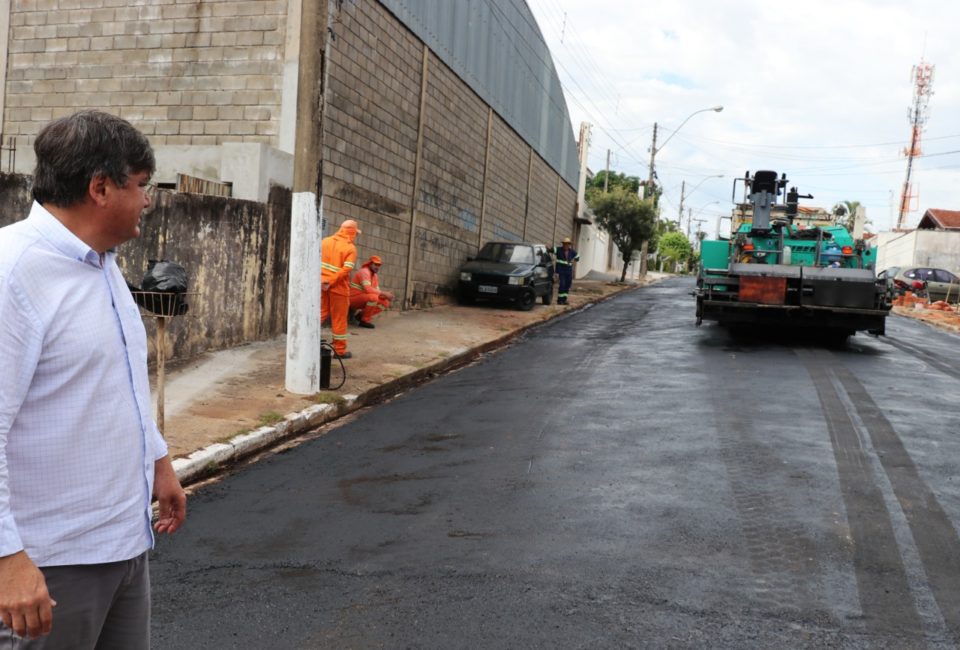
<box><xmin>321</xmin><ymin>0</ymin><xmax>421</xmax><ymax>298</ymax></box>
<box><xmin>3</xmin><ymin>0</ymin><xmax>287</xmax><ymax>148</ymax></box>
<box><xmin>411</xmin><ymin>52</ymin><xmax>487</xmax><ymax>301</ymax></box>
<box><xmin>526</xmin><ymin>155</ymin><xmax>559</xmax><ymax>247</ymax></box>
<box><xmin>481</xmin><ymin>115</ymin><xmax>529</xmax><ymax>244</ymax></box>
<box><xmin>320</xmin><ymin>1</ymin><xmax>577</xmax><ymax>306</ymax></box>
<box><xmin>1</xmin><ymin>0</ymin><xmax>580</xmax><ymax>308</ymax></box>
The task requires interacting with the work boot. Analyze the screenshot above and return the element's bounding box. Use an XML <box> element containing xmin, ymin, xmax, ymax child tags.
<box><xmin>358</xmin><ymin>320</ymin><xmax>375</xmax><ymax>329</ymax></box>
<box><xmin>338</xmin><ymin>351</ymin><xmax>352</xmax><ymax>359</ymax></box>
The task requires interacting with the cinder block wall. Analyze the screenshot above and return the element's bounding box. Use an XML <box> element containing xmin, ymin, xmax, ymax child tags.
<box><xmin>3</xmin><ymin>0</ymin><xmax>287</xmax><ymax>147</ymax></box>
<box><xmin>2</xmin><ymin>0</ymin><xmax>579</xmax><ymax>308</ymax></box>
<box><xmin>322</xmin><ymin>1</ymin><xmax>577</xmax><ymax>306</ymax></box>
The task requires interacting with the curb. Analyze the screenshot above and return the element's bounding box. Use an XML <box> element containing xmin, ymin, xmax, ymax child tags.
<box><xmin>172</xmin><ymin>282</ymin><xmax>642</xmax><ymax>486</ymax></box>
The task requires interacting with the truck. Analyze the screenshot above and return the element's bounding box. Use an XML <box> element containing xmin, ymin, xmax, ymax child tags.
<box><xmin>694</xmin><ymin>170</ymin><xmax>891</xmax><ymax>338</ymax></box>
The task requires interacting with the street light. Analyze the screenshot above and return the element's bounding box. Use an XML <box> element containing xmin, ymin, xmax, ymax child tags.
<box><xmin>646</xmin><ymin>105</ymin><xmax>723</xmax><ymax>199</ymax></box>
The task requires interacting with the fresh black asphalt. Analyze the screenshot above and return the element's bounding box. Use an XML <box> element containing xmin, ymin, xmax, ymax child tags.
<box><xmin>151</xmin><ymin>277</ymin><xmax>960</xmax><ymax>649</ymax></box>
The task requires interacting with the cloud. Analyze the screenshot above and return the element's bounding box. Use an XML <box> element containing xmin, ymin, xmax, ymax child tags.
<box><xmin>530</xmin><ymin>0</ymin><xmax>960</xmax><ymax>233</ymax></box>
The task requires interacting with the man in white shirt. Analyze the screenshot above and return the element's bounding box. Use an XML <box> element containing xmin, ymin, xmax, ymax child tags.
<box><xmin>0</xmin><ymin>111</ymin><xmax>186</xmax><ymax>648</ymax></box>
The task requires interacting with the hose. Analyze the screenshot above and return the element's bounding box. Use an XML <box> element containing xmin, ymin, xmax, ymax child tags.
<box><xmin>321</xmin><ymin>340</ymin><xmax>347</xmax><ymax>391</ymax></box>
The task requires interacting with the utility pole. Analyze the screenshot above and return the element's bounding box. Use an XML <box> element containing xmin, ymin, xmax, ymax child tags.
<box><xmin>575</xmin><ymin>122</ymin><xmax>591</xmax><ymax>230</ymax></box>
<box><xmin>677</xmin><ymin>180</ymin><xmax>686</xmax><ymax>223</ymax></box>
<box><xmin>285</xmin><ymin>0</ymin><xmax>328</xmax><ymax>394</ymax></box>
<box><xmin>645</xmin><ymin>122</ymin><xmax>658</xmax><ymax>200</ymax></box>
<box><xmin>603</xmin><ymin>149</ymin><xmax>611</xmax><ymax>193</ymax></box>
<box><xmin>693</xmin><ymin>218</ymin><xmax>707</xmax><ymax>250</ymax></box>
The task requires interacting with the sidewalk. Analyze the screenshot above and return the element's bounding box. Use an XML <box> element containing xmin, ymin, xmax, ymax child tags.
<box><xmin>156</xmin><ymin>274</ymin><xmax>666</xmax><ymax>485</ymax></box>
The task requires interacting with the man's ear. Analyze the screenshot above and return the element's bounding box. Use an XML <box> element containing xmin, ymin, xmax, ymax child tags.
<box><xmin>88</xmin><ymin>174</ymin><xmax>110</xmax><ymax>207</ymax></box>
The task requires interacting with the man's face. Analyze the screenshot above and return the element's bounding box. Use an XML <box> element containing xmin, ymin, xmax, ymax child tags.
<box><xmin>371</xmin><ymin>263</ymin><xmax>381</xmax><ymax>274</ymax></box>
<box><xmin>103</xmin><ymin>170</ymin><xmax>152</xmax><ymax>248</ymax></box>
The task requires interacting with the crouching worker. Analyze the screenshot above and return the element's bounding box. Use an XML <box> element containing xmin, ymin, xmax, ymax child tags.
<box><xmin>349</xmin><ymin>255</ymin><xmax>394</xmax><ymax>329</ymax></box>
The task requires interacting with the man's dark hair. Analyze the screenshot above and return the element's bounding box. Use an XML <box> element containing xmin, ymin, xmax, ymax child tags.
<box><xmin>32</xmin><ymin>110</ymin><xmax>155</xmax><ymax>207</ymax></box>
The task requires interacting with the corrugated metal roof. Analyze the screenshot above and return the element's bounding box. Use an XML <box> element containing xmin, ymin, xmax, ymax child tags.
<box><xmin>920</xmin><ymin>208</ymin><xmax>960</xmax><ymax>230</ymax></box>
<box><xmin>378</xmin><ymin>0</ymin><xmax>578</xmax><ymax>189</ymax></box>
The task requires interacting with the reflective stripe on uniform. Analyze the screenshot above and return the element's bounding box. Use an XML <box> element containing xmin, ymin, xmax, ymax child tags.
<box><xmin>322</xmin><ymin>262</ymin><xmax>342</xmax><ymax>273</ymax></box>
<box><xmin>332</xmin><ymin>333</ymin><xmax>348</xmax><ymax>340</ymax></box>
<box><xmin>556</xmin><ymin>260</ymin><xmax>571</xmax><ymax>266</ymax></box>
<box><xmin>349</xmin><ymin>282</ymin><xmax>363</xmax><ymax>290</ymax></box>
<box><xmin>344</xmin><ymin>261</ymin><xmax>355</xmax><ymax>269</ymax></box>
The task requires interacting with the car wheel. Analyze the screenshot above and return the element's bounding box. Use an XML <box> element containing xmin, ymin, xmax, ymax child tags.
<box><xmin>517</xmin><ymin>288</ymin><xmax>536</xmax><ymax>311</ymax></box>
<box><xmin>541</xmin><ymin>284</ymin><xmax>553</xmax><ymax>305</ymax></box>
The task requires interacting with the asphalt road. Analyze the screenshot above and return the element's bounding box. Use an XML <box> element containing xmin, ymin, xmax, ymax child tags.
<box><xmin>151</xmin><ymin>277</ymin><xmax>960</xmax><ymax>649</ymax></box>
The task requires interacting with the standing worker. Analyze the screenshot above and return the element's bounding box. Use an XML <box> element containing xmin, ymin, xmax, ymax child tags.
<box><xmin>321</xmin><ymin>219</ymin><xmax>360</xmax><ymax>358</ymax></box>
<box><xmin>0</xmin><ymin>110</ymin><xmax>186</xmax><ymax>646</ymax></box>
<box><xmin>553</xmin><ymin>236</ymin><xmax>580</xmax><ymax>305</ymax></box>
<box><xmin>349</xmin><ymin>255</ymin><xmax>394</xmax><ymax>329</ymax></box>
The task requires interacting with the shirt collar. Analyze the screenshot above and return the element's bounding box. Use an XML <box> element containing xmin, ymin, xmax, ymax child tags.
<box><xmin>26</xmin><ymin>201</ymin><xmax>104</xmax><ymax>267</ymax></box>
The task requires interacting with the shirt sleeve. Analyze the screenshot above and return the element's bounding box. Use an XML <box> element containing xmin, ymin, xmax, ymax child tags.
<box><xmin>0</xmin><ymin>273</ymin><xmax>44</xmax><ymax>557</ymax></box>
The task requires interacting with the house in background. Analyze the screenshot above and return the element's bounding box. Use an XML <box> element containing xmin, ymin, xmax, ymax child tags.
<box><xmin>875</xmin><ymin>208</ymin><xmax>960</xmax><ymax>272</ymax></box>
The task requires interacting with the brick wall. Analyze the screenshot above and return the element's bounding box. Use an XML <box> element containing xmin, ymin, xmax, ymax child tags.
<box><xmin>3</xmin><ymin>0</ymin><xmax>287</xmax><ymax>147</ymax></box>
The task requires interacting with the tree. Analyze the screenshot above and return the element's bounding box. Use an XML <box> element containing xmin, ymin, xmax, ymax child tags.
<box><xmin>658</xmin><ymin>231</ymin><xmax>693</xmax><ymax>272</ymax></box>
<box><xmin>587</xmin><ymin>171</ymin><xmax>640</xmax><ymax>195</ymax></box>
<box><xmin>588</xmin><ymin>187</ymin><xmax>658</xmax><ymax>282</ymax></box>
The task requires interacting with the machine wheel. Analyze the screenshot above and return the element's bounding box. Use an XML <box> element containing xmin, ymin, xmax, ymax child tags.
<box><xmin>517</xmin><ymin>289</ymin><xmax>536</xmax><ymax>311</ymax></box>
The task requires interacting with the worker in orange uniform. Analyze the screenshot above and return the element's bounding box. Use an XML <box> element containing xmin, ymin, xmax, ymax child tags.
<box><xmin>349</xmin><ymin>255</ymin><xmax>395</xmax><ymax>328</ymax></box>
<box><xmin>321</xmin><ymin>219</ymin><xmax>360</xmax><ymax>358</ymax></box>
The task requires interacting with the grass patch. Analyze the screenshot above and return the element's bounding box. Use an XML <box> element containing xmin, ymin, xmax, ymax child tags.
<box><xmin>310</xmin><ymin>392</ymin><xmax>347</xmax><ymax>407</ymax></box>
<box><xmin>257</xmin><ymin>411</ymin><xmax>284</xmax><ymax>426</ymax></box>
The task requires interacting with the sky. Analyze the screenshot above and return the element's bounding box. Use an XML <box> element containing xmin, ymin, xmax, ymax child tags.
<box><xmin>526</xmin><ymin>0</ymin><xmax>960</xmax><ymax>238</ymax></box>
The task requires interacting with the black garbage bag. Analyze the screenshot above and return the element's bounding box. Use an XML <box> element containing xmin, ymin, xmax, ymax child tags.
<box><xmin>131</xmin><ymin>260</ymin><xmax>189</xmax><ymax>316</ymax></box>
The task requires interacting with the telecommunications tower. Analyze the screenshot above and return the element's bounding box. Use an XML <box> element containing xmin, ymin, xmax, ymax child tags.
<box><xmin>896</xmin><ymin>59</ymin><xmax>935</xmax><ymax>230</ymax></box>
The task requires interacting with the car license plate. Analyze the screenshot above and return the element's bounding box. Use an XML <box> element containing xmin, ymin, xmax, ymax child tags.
<box><xmin>478</xmin><ymin>285</ymin><xmax>498</xmax><ymax>294</ymax></box>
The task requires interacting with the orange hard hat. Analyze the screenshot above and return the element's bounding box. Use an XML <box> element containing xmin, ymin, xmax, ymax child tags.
<box><xmin>341</xmin><ymin>219</ymin><xmax>361</xmax><ymax>234</ymax></box>
<box><xmin>368</xmin><ymin>255</ymin><xmax>382</xmax><ymax>265</ymax></box>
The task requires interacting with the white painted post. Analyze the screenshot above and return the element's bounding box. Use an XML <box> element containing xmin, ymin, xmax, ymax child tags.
<box><xmin>285</xmin><ymin>193</ymin><xmax>322</xmax><ymax>394</ymax></box>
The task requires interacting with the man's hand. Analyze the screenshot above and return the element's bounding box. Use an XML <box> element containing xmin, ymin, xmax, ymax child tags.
<box><xmin>0</xmin><ymin>551</ymin><xmax>56</xmax><ymax>639</ymax></box>
<box><xmin>153</xmin><ymin>455</ymin><xmax>186</xmax><ymax>535</ymax></box>
<box><xmin>381</xmin><ymin>291</ymin><xmax>395</xmax><ymax>301</ymax></box>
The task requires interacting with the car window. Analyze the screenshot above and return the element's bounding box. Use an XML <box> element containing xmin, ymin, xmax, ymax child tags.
<box><xmin>904</xmin><ymin>268</ymin><xmax>917</xmax><ymax>279</ymax></box>
<box><xmin>476</xmin><ymin>243</ymin><xmax>534</xmax><ymax>264</ymax></box>
<box><xmin>933</xmin><ymin>269</ymin><xmax>960</xmax><ymax>283</ymax></box>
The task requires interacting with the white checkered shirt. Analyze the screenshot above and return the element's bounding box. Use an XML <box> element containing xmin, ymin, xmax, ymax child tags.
<box><xmin>0</xmin><ymin>202</ymin><xmax>168</xmax><ymax>566</ymax></box>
